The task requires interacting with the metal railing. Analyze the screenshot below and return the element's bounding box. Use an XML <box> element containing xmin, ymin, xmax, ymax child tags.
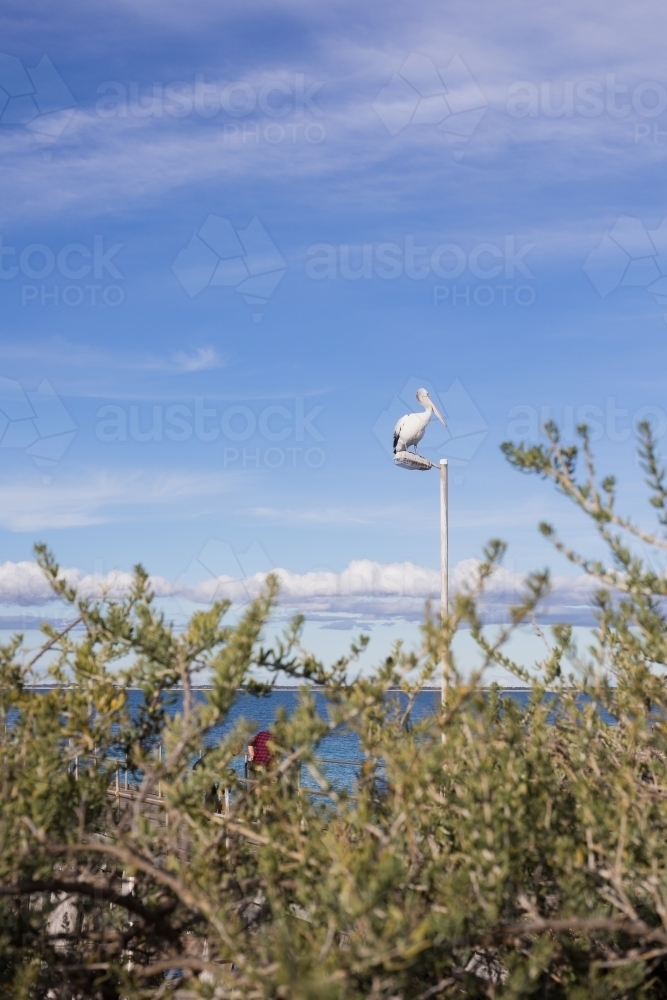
<box><xmin>61</xmin><ymin>743</ymin><xmax>365</xmax><ymax>809</ymax></box>
<box><xmin>242</xmin><ymin>751</ymin><xmax>361</xmax><ymax>780</ymax></box>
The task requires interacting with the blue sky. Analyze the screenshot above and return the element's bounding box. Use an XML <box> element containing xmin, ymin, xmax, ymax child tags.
<box><xmin>0</xmin><ymin>0</ymin><xmax>666</xmax><ymax>672</ymax></box>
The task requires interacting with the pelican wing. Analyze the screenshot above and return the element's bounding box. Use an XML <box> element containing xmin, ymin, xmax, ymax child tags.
<box><xmin>394</xmin><ymin>412</ymin><xmax>428</xmax><ymax>452</ymax></box>
<box><xmin>393</xmin><ymin>414</ymin><xmax>408</xmax><ymax>453</ymax></box>
<box><xmin>393</xmin><ymin>414</ymin><xmax>411</xmax><ymax>453</ymax></box>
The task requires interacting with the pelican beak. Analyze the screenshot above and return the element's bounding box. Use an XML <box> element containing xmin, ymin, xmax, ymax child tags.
<box><xmin>428</xmin><ymin>396</ymin><xmax>447</xmax><ymax>425</ymax></box>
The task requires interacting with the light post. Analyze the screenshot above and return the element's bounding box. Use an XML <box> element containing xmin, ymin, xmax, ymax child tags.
<box><xmin>394</xmin><ymin>451</ymin><xmax>449</xmax><ymax>706</ymax></box>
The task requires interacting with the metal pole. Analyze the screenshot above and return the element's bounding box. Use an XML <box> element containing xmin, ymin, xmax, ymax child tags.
<box><xmin>439</xmin><ymin>459</ymin><xmax>449</xmax><ymax>708</ymax></box>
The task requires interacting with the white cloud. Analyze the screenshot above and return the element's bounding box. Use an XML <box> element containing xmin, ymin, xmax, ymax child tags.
<box><xmin>168</xmin><ymin>347</ymin><xmax>223</xmax><ymax>373</ymax></box>
<box><xmin>0</xmin><ymin>554</ymin><xmax>602</xmax><ymax>625</ymax></box>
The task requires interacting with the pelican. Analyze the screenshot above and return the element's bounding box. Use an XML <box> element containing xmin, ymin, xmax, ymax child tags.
<box><xmin>393</xmin><ymin>388</ymin><xmax>446</xmax><ymax>455</ymax></box>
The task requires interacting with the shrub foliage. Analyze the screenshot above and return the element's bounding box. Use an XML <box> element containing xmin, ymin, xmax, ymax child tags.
<box><xmin>2</xmin><ymin>425</ymin><xmax>667</xmax><ymax>997</ymax></box>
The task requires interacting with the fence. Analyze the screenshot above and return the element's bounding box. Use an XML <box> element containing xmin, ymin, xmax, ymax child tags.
<box><xmin>60</xmin><ymin>742</ymin><xmax>365</xmax><ymax>811</ymax></box>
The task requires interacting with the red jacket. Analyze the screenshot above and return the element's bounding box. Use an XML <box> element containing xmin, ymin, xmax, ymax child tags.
<box><xmin>249</xmin><ymin>730</ymin><xmax>273</xmax><ymax>766</ymax></box>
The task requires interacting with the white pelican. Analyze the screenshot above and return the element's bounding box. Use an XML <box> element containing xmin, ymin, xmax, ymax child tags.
<box><xmin>393</xmin><ymin>388</ymin><xmax>446</xmax><ymax>455</ymax></box>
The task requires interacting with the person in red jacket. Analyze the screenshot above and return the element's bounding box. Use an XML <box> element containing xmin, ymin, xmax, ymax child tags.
<box><xmin>247</xmin><ymin>730</ymin><xmax>273</xmax><ymax>775</ymax></box>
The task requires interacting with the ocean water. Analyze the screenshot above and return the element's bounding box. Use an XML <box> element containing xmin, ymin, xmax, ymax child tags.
<box><xmin>23</xmin><ymin>688</ymin><xmax>613</xmax><ymax>795</ymax></box>
<box><xmin>131</xmin><ymin>688</ymin><xmax>539</xmax><ymax>793</ymax></box>
<box><xmin>194</xmin><ymin>688</ymin><xmax>445</xmax><ymax>790</ymax></box>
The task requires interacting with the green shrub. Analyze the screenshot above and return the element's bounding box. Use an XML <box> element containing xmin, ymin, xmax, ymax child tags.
<box><xmin>2</xmin><ymin>423</ymin><xmax>667</xmax><ymax>998</ymax></box>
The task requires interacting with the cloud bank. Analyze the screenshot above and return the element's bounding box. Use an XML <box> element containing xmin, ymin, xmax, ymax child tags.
<box><xmin>0</xmin><ymin>556</ymin><xmax>601</xmax><ymax>627</ymax></box>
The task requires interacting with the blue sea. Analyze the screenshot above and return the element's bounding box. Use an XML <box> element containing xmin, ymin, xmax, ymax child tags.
<box><xmin>25</xmin><ymin>688</ymin><xmax>613</xmax><ymax>795</ymax></box>
<box><xmin>134</xmin><ymin>688</ymin><xmax>537</xmax><ymax>793</ymax></box>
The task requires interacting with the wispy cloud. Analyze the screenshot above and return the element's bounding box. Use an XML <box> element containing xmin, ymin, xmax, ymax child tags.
<box><xmin>248</xmin><ymin>506</ymin><xmax>378</xmax><ymax>525</ymax></box>
<box><xmin>0</xmin><ymin>469</ymin><xmax>239</xmax><ymax>531</ymax></box>
<box><xmin>0</xmin><ymin>340</ymin><xmax>225</xmax><ymax>376</ymax></box>
<box><xmin>168</xmin><ymin>347</ymin><xmax>223</xmax><ymax>372</ymax></box>
<box><xmin>2</xmin><ymin>15</ymin><xmax>665</xmax><ymax>234</ymax></box>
